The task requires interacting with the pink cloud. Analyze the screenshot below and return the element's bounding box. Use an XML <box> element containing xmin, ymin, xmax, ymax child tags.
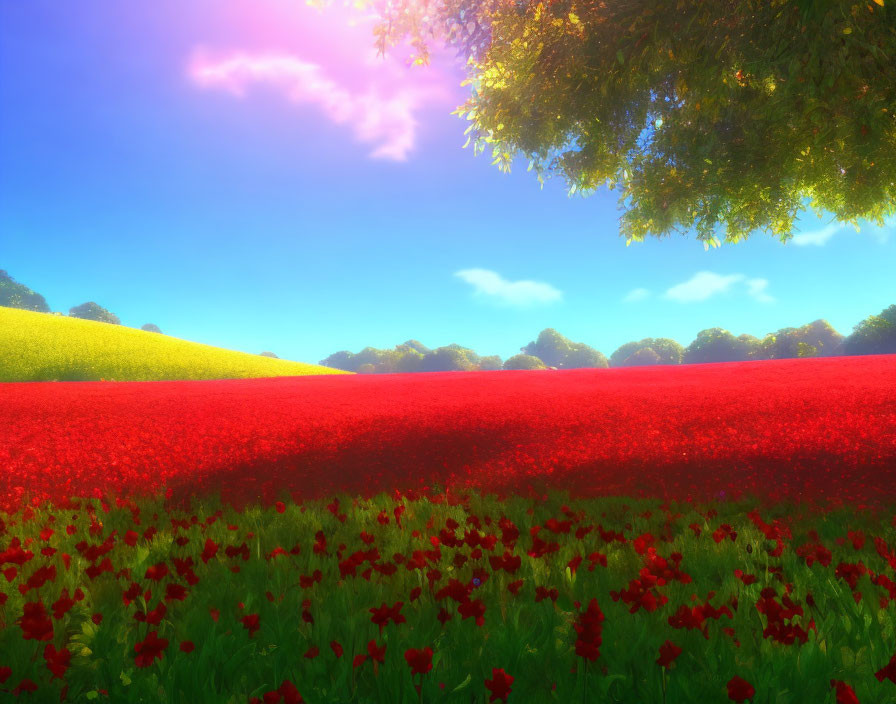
<box><xmin>187</xmin><ymin>6</ymin><xmax>460</xmax><ymax>161</ymax></box>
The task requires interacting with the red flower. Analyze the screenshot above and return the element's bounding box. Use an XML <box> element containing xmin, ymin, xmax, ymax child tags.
<box><xmin>0</xmin><ymin>666</ymin><xmax>11</xmax><ymax>684</ymax></box>
<box><xmin>19</xmin><ymin>564</ymin><xmax>57</xmax><ymax>594</ymax></box>
<box><xmin>12</xmin><ymin>680</ymin><xmax>38</xmax><ymax>695</ymax></box>
<box><xmin>304</xmin><ymin>646</ymin><xmax>319</xmax><ymax>659</ymax></box>
<box><xmin>275</xmin><ymin>501</ymin><xmax>286</xmax><ymax>514</ymax></box>
<box><xmin>534</xmin><ymin>586</ymin><xmax>558</xmax><ymax>603</ymax></box>
<box><xmin>830</xmin><ymin>680</ymin><xmax>860</xmax><ymax>704</ymax></box>
<box><xmin>17</xmin><ymin>601</ymin><xmax>54</xmax><ymax>641</ymax></box>
<box><xmin>352</xmin><ymin>654</ymin><xmax>367</xmax><ymax>669</ymax></box>
<box><xmin>572</xmin><ymin>598</ymin><xmax>604</xmax><ymax>662</ymax></box>
<box><xmin>241</xmin><ymin>613</ymin><xmax>260</xmax><ymax>637</ymax></box>
<box><xmin>144</xmin><ymin>562</ymin><xmax>169</xmax><ymax>582</ymax></box>
<box><xmin>484</xmin><ymin>668</ymin><xmax>514</xmax><ymax>703</ymax></box>
<box><xmin>367</xmin><ymin>640</ymin><xmax>386</xmax><ymax>663</ymax></box>
<box><xmin>43</xmin><ymin>643</ymin><xmax>71</xmax><ymax>680</ymax></box>
<box><xmin>257</xmin><ymin>680</ymin><xmax>304</xmax><ymax>704</ymax></box>
<box><xmin>180</xmin><ymin>641</ymin><xmax>195</xmax><ymax>653</ymax></box>
<box><xmin>369</xmin><ymin>601</ymin><xmax>405</xmax><ymax>633</ymax></box>
<box><xmin>276</xmin><ymin>680</ymin><xmax>304</xmax><ymax>704</ymax></box>
<box><xmin>165</xmin><ymin>582</ymin><xmax>188</xmax><ymax>601</ymax></box>
<box><xmin>876</xmin><ymin>651</ymin><xmax>896</xmax><ymax>684</ymax></box>
<box><xmin>51</xmin><ymin>589</ymin><xmax>77</xmax><ymax>620</ymax></box>
<box><xmin>633</xmin><ymin>533</ymin><xmax>655</xmax><ymax>555</ymax></box>
<box><xmin>134</xmin><ymin>630</ymin><xmax>169</xmax><ymax>668</ymax></box>
<box><xmin>733</xmin><ymin>569</ymin><xmax>757</xmax><ymax>586</ymax></box>
<box><xmin>135</xmin><ymin>601</ymin><xmax>166</xmax><ymax>626</ymax></box>
<box><xmin>92</xmin><ymin>613</ymin><xmax>103</xmax><ymax>625</ymax></box>
<box><xmin>85</xmin><ymin>557</ymin><xmax>113</xmax><ymax>581</ymax></box>
<box><xmin>201</xmin><ymin>539</ymin><xmax>219</xmax><ymax>564</ymax></box>
<box><xmin>727</xmin><ymin>675</ymin><xmax>755</xmax><ymax>702</ymax></box>
<box><xmin>404</xmin><ymin>647</ymin><xmax>433</xmax><ymax>676</ymax></box>
<box><xmin>656</xmin><ymin>640</ymin><xmax>682</xmax><ymax>668</ymax></box>
<box><xmin>330</xmin><ymin>641</ymin><xmax>343</xmax><ymax>658</ymax></box>
<box><xmin>458</xmin><ymin>598</ymin><xmax>486</xmax><ymax>626</ymax></box>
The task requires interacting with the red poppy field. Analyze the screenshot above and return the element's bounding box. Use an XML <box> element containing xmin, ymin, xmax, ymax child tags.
<box><xmin>1</xmin><ymin>356</ymin><xmax>896</xmax><ymax>702</ymax></box>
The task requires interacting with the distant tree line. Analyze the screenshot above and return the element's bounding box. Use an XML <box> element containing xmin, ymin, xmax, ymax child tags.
<box><xmin>0</xmin><ymin>270</ymin><xmax>50</xmax><ymax>313</ymax></box>
<box><xmin>3</xmin><ymin>269</ymin><xmax>893</xmax><ymax>368</ymax></box>
<box><xmin>321</xmin><ymin>305</ymin><xmax>896</xmax><ymax>373</ymax></box>
<box><xmin>321</xmin><ymin>341</ymin><xmax>504</xmax><ymax>373</ymax></box>
<box><xmin>0</xmin><ymin>269</ymin><xmax>161</xmax><ymax>333</ymax></box>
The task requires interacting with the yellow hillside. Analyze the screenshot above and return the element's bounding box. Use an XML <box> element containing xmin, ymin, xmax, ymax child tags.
<box><xmin>0</xmin><ymin>307</ymin><xmax>351</xmax><ymax>381</ymax></box>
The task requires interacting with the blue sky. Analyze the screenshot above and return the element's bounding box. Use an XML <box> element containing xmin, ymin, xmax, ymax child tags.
<box><xmin>2</xmin><ymin>1</ymin><xmax>894</xmax><ymax>365</ymax></box>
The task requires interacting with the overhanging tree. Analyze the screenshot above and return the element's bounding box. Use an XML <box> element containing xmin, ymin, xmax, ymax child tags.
<box><xmin>362</xmin><ymin>0</ymin><xmax>895</xmax><ymax>246</ymax></box>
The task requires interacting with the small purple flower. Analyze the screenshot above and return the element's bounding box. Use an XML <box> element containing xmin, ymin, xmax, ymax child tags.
<box><xmin>472</xmin><ymin>578</ymin><xmax>481</xmax><ymax>586</ymax></box>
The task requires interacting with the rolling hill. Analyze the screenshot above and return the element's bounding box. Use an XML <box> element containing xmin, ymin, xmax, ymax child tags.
<box><xmin>0</xmin><ymin>307</ymin><xmax>350</xmax><ymax>381</ymax></box>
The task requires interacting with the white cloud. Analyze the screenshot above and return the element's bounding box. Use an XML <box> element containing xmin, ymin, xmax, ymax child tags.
<box><xmin>454</xmin><ymin>269</ymin><xmax>562</xmax><ymax>307</ymax></box>
<box><xmin>663</xmin><ymin>271</ymin><xmax>775</xmax><ymax>304</ymax></box>
<box><xmin>664</xmin><ymin>272</ymin><xmax>745</xmax><ymax>303</ymax></box>
<box><xmin>745</xmin><ymin>278</ymin><xmax>775</xmax><ymax>304</ymax></box>
<box><xmin>188</xmin><ymin>49</ymin><xmax>451</xmax><ymax>162</ymax></box>
<box><xmin>790</xmin><ymin>223</ymin><xmax>842</xmax><ymax>247</ymax></box>
<box><xmin>791</xmin><ymin>215</ymin><xmax>895</xmax><ymax>246</ymax></box>
<box><xmin>623</xmin><ymin>288</ymin><xmax>650</xmax><ymax>302</ymax></box>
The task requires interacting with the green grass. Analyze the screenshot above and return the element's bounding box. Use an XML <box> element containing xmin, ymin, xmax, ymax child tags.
<box><xmin>0</xmin><ymin>307</ymin><xmax>351</xmax><ymax>381</ymax></box>
<box><xmin>1</xmin><ymin>487</ymin><xmax>893</xmax><ymax>703</ymax></box>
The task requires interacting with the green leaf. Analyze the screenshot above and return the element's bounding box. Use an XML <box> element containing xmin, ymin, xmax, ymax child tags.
<box><xmin>451</xmin><ymin>674</ymin><xmax>473</xmax><ymax>693</ymax></box>
<box><xmin>616</xmin><ymin>50</ymin><xmax>625</xmax><ymax>65</ymax></box>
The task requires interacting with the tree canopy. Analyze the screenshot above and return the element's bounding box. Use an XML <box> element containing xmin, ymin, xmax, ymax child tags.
<box><xmin>609</xmin><ymin>337</ymin><xmax>683</xmax><ymax>366</ymax></box>
<box><xmin>521</xmin><ymin>328</ymin><xmax>608</xmax><ymax>368</ymax></box>
<box><xmin>320</xmin><ymin>342</ymin><xmax>498</xmax><ymax>372</ymax></box>
<box><xmin>683</xmin><ymin>328</ymin><xmax>760</xmax><ymax>364</ymax></box>
<box><xmin>760</xmin><ymin>319</ymin><xmax>844</xmax><ymax>358</ymax></box>
<box><xmin>69</xmin><ymin>302</ymin><xmax>121</xmax><ymax>325</ymax></box>
<box><xmin>141</xmin><ymin>323</ymin><xmax>163</xmax><ymax>334</ymax></box>
<box><xmin>364</xmin><ymin>0</ymin><xmax>895</xmax><ymax>246</ymax></box>
<box><xmin>420</xmin><ymin>345</ymin><xmax>480</xmax><ymax>371</ymax></box>
<box><xmin>503</xmin><ymin>353</ymin><xmax>548</xmax><ymax>370</ymax></box>
<box><xmin>0</xmin><ymin>270</ymin><xmax>50</xmax><ymax>313</ymax></box>
<box><xmin>618</xmin><ymin>347</ymin><xmax>662</xmax><ymax>366</ymax></box>
<box><xmin>842</xmin><ymin>304</ymin><xmax>896</xmax><ymax>355</ymax></box>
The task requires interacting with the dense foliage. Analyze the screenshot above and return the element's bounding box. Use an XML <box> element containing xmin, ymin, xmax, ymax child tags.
<box><xmin>0</xmin><ymin>270</ymin><xmax>49</xmax><ymax>313</ymax></box>
<box><xmin>683</xmin><ymin>328</ymin><xmax>762</xmax><ymax>365</ymax></box>
<box><xmin>321</xmin><ymin>342</ymin><xmax>502</xmax><ymax>374</ymax></box>
<box><xmin>68</xmin><ymin>302</ymin><xmax>121</xmax><ymax>325</ymax></box>
<box><xmin>0</xmin><ymin>489</ymin><xmax>894</xmax><ymax>702</ymax></box>
<box><xmin>323</xmin><ymin>305</ymin><xmax>893</xmax><ymax>374</ymax></box>
<box><xmin>520</xmin><ymin>329</ymin><xmax>608</xmax><ymax>369</ymax></box>
<box><xmin>842</xmin><ymin>304</ymin><xmax>896</xmax><ymax>355</ymax></box>
<box><xmin>609</xmin><ymin>337</ymin><xmax>684</xmax><ymax>367</ymax></box>
<box><xmin>502</xmin><ymin>353</ymin><xmax>547</xmax><ymax>370</ymax></box>
<box><xmin>141</xmin><ymin>324</ymin><xmax>163</xmax><ymax>334</ymax></box>
<box><xmin>364</xmin><ymin>0</ymin><xmax>896</xmax><ymax>246</ymax></box>
<box><xmin>0</xmin><ymin>308</ymin><xmax>349</xmax><ymax>382</ymax></box>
